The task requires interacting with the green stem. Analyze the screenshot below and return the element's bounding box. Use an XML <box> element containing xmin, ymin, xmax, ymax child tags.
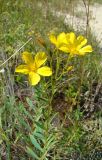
<box><xmin>55</xmin><ymin>50</ymin><xmax>60</xmax><ymax>79</ymax></box>
<box><xmin>76</xmin><ymin>57</ymin><xmax>85</xmax><ymax>106</ymax></box>
<box><xmin>57</xmin><ymin>54</ymin><xmax>72</xmax><ymax>81</ymax></box>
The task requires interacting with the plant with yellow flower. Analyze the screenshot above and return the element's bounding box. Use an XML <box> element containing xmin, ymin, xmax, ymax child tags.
<box><xmin>15</xmin><ymin>31</ymin><xmax>93</xmax><ymax>89</ymax></box>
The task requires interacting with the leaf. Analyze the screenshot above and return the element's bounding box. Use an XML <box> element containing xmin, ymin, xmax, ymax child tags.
<box><xmin>26</xmin><ymin>146</ymin><xmax>39</xmax><ymax>160</ymax></box>
<box><xmin>33</xmin><ymin>130</ymin><xmax>45</xmax><ymax>144</ymax></box>
<box><xmin>35</xmin><ymin>121</ymin><xmax>45</xmax><ymax>131</ymax></box>
<box><xmin>19</xmin><ymin>117</ymin><xmax>31</xmax><ymax>131</ymax></box>
<box><xmin>34</xmin><ymin>132</ymin><xmax>45</xmax><ymax>141</ymax></box>
<box><xmin>44</xmin><ymin>135</ymin><xmax>56</xmax><ymax>151</ymax></box>
<box><xmin>26</xmin><ymin>97</ymin><xmax>35</xmax><ymax>110</ymax></box>
<box><xmin>30</xmin><ymin>135</ymin><xmax>43</xmax><ymax>152</ymax></box>
<box><xmin>23</xmin><ymin>107</ymin><xmax>33</xmax><ymax>120</ymax></box>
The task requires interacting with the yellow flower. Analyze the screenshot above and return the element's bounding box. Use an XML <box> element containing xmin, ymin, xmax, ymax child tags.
<box><xmin>49</xmin><ymin>32</ymin><xmax>93</xmax><ymax>56</ymax></box>
<box><xmin>64</xmin><ymin>32</ymin><xmax>93</xmax><ymax>55</ymax></box>
<box><xmin>15</xmin><ymin>51</ymin><xmax>52</xmax><ymax>85</ymax></box>
<box><xmin>49</xmin><ymin>32</ymin><xmax>68</xmax><ymax>51</ymax></box>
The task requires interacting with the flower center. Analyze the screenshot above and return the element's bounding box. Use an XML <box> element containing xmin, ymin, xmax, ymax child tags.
<box><xmin>70</xmin><ymin>45</ymin><xmax>76</xmax><ymax>54</ymax></box>
<box><xmin>28</xmin><ymin>63</ymin><xmax>37</xmax><ymax>72</ymax></box>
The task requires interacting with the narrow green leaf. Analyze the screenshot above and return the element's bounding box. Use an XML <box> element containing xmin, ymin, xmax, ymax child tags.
<box><xmin>26</xmin><ymin>97</ymin><xmax>35</xmax><ymax>110</ymax></box>
<box><xmin>34</xmin><ymin>132</ymin><xmax>45</xmax><ymax>140</ymax></box>
<box><xmin>30</xmin><ymin>135</ymin><xmax>43</xmax><ymax>152</ymax></box>
<box><xmin>26</xmin><ymin>146</ymin><xmax>39</xmax><ymax>160</ymax></box>
<box><xmin>44</xmin><ymin>135</ymin><xmax>56</xmax><ymax>151</ymax></box>
<box><xmin>33</xmin><ymin>131</ymin><xmax>45</xmax><ymax>143</ymax></box>
<box><xmin>35</xmin><ymin>121</ymin><xmax>44</xmax><ymax>131</ymax></box>
<box><xmin>19</xmin><ymin>118</ymin><xmax>31</xmax><ymax>131</ymax></box>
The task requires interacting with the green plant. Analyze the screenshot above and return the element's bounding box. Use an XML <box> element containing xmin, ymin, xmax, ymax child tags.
<box><xmin>0</xmin><ymin>0</ymin><xmax>102</xmax><ymax>159</ymax></box>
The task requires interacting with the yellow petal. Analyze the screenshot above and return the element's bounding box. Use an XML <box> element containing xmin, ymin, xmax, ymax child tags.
<box><xmin>57</xmin><ymin>32</ymin><xmax>67</xmax><ymax>45</ymax></box>
<box><xmin>66</xmin><ymin>33</ymin><xmax>70</xmax><ymax>40</ymax></box>
<box><xmin>29</xmin><ymin>72</ymin><xmax>40</xmax><ymax>85</ymax></box>
<box><xmin>22</xmin><ymin>51</ymin><xmax>33</xmax><ymax>64</ymax></box>
<box><xmin>77</xmin><ymin>36</ymin><xmax>87</xmax><ymax>49</ymax></box>
<box><xmin>59</xmin><ymin>46</ymin><xmax>69</xmax><ymax>53</ymax></box>
<box><xmin>69</xmin><ymin>32</ymin><xmax>76</xmax><ymax>44</ymax></box>
<box><xmin>15</xmin><ymin>65</ymin><xmax>29</xmax><ymax>74</ymax></box>
<box><xmin>34</xmin><ymin>52</ymin><xmax>47</xmax><ymax>68</ymax></box>
<box><xmin>49</xmin><ymin>34</ymin><xmax>57</xmax><ymax>45</ymax></box>
<box><xmin>79</xmin><ymin>45</ymin><xmax>93</xmax><ymax>55</ymax></box>
<box><xmin>37</xmin><ymin>66</ymin><xmax>52</xmax><ymax>76</ymax></box>
<box><xmin>77</xmin><ymin>35</ymin><xmax>87</xmax><ymax>43</ymax></box>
